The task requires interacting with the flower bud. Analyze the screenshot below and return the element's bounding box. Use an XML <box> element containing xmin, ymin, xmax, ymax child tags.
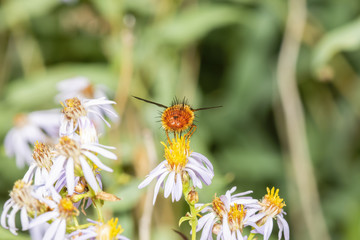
<box><xmin>187</xmin><ymin>189</ymin><xmax>198</xmax><ymax>205</ymax></box>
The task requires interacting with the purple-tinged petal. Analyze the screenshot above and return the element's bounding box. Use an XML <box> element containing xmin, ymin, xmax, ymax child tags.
<box><xmin>153</xmin><ymin>172</ymin><xmax>169</xmax><ymax>205</ymax></box>
<box><xmin>47</xmin><ymin>156</ymin><xmax>66</xmax><ymax>187</ymax></box>
<box><xmin>138</xmin><ymin>168</ymin><xmax>167</xmax><ymax>189</ymax></box>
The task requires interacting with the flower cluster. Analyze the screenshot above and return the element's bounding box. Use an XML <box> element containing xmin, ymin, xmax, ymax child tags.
<box><xmin>1</xmin><ymin>77</ymin><xmax>128</xmax><ymax>240</ymax></box>
<box><xmin>136</xmin><ymin>97</ymin><xmax>290</xmax><ymax>240</ymax></box>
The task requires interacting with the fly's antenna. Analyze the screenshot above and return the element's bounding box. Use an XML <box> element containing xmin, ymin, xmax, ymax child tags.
<box><xmin>193</xmin><ymin>106</ymin><xmax>222</xmax><ymax>112</ymax></box>
<box><xmin>132</xmin><ymin>96</ymin><xmax>168</xmax><ymax>108</ymax></box>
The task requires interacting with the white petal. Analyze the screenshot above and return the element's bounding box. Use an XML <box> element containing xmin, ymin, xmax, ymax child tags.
<box><xmin>54</xmin><ymin>219</ymin><xmax>66</xmax><ymax>240</ymax></box>
<box><xmin>1</xmin><ymin>200</ymin><xmax>13</xmax><ymax>229</ymax></box>
<box><xmin>82</xmin><ymin>151</ymin><xmax>113</xmax><ymax>172</ymax></box>
<box><xmin>66</xmin><ymin>158</ymin><xmax>75</xmax><ymax>195</ymax></box>
<box><xmin>79</xmin><ymin>156</ymin><xmax>99</xmax><ymax>192</ymax></box>
<box><xmin>47</xmin><ymin>156</ymin><xmax>66</xmax><ymax>188</ymax></box>
<box><xmin>81</xmin><ymin>145</ymin><xmax>117</xmax><ymax>159</ymax></box>
<box><xmin>20</xmin><ymin>207</ymin><xmax>29</xmax><ymax>230</ymax></box>
<box><xmin>29</xmin><ymin>212</ymin><xmax>59</xmax><ymax>229</ymax></box>
<box><xmin>263</xmin><ymin>218</ymin><xmax>273</xmax><ymax>240</ymax></box>
<box><xmin>42</xmin><ymin>218</ymin><xmax>61</xmax><ymax>240</ymax></box>
<box><xmin>164</xmin><ymin>171</ymin><xmax>175</xmax><ymax>198</ymax></box>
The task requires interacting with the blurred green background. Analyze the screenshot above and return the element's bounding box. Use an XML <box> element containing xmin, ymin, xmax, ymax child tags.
<box><xmin>1</xmin><ymin>0</ymin><xmax>360</xmax><ymax>239</ymax></box>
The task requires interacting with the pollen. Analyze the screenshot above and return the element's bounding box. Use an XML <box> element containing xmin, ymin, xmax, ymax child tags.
<box><xmin>61</xmin><ymin>97</ymin><xmax>86</xmax><ymax>121</ymax></box>
<box><xmin>212</xmin><ymin>195</ymin><xmax>226</xmax><ymax>218</ymax></box>
<box><xmin>96</xmin><ymin>218</ymin><xmax>124</xmax><ymax>240</ymax></box>
<box><xmin>58</xmin><ymin>198</ymin><xmax>79</xmax><ymax>218</ymax></box>
<box><xmin>56</xmin><ymin>136</ymin><xmax>81</xmax><ymax>159</ymax></box>
<box><xmin>161</xmin><ymin>135</ymin><xmax>191</xmax><ymax>172</ymax></box>
<box><xmin>10</xmin><ymin>180</ymin><xmax>41</xmax><ymax>212</ymax></box>
<box><xmin>259</xmin><ymin>187</ymin><xmax>286</xmax><ymax>219</ymax></box>
<box><xmin>33</xmin><ymin>141</ymin><xmax>53</xmax><ymax>171</ymax></box>
<box><xmin>227</xmin><ymin>204</ymin><xmax>246</xmax><ymax>232</ymax></box>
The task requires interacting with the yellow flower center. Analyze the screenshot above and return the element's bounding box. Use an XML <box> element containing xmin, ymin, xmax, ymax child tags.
<box><xmin>33</xmin><ymin>141</ymin><xmax>53</xmax><ymax>171</ymax></box>
<box><xmin>212</xmin><ymin>195</ymin><xmax>226</xmax><ymax>218</ymax></box>
<box><xmin>228</xmin><ymin>204</ymin><xmax>246</xmax><ymax>232</ymax></box>
<box><xmin>56</xmin><ymin>136</ymin><xmax>81</xmax><ymax>159</ymax></box>
<box><xmin>96</xmin><ymin>218</ymin><xmax>124</xmax><ymax>240</ymax></box>
<box><xmin>61</xmin><ymin>97</ymin><xmax>86</xmax><ymax>121</ymax></box>
<box><xmin>58</xmin><ymin>198</ymin><xmax>79</xmax><ymax>218</ymax></box>
<box><xmin>259</xmin><ymin>187</ymin><xmax>286</xmax><ymax>221</ymax></box>
<box><xmin>161</xmin><ymin>135</ymin><xmax>191</xmax><ymax>172</ymax></box>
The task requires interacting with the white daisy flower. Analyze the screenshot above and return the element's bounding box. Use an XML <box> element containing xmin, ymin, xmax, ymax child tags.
<box><xmin>29</xmin><ymin>191</ymin><xmax>79</xmax><ymax>240</ymax></box>
<box><xmin>1</xmin><ymin>180</ymin><xmax>45</xmax><ymax>235</ymax></box>
<box><xmin>138</xmin><ymin>135</ymin><xmax>214</xmax><ymax>204</ymax></box>
<box><xmin>68</xmin><ymin>218</ymin><xmax>129</xmax><ymax>240</ymax></box>
<box><xmin>249</xmin><ymin>187</ymin><xmax>289</xmax><ymax>240</ymax></box>
<box><xmin>56</xmin><ymin>77</ymin><xmax>117</xmax><ymax>123</ymax></box>
<box><xmin>4</xmin><ymin>110</ymin><xmax>60</xmax><ymax>168</ymax></box>
<box><xmin>46</xmin><ymin>136</ymin><xmax>116</xmax><ymax>195</ymax></box>
<box><xmin>23</xmin><ymin>142</ymin><xmax>54</xmax><ymax>185</ymax></box>
<box><xmin>197</xmin><ymin>187</ymin><xmax>259</xmax><ymax>240</ymax></box>
<box><xmin>59</xmin><ymin>96</ymin><xmax>117</xmax><ymax>137</ymax></box>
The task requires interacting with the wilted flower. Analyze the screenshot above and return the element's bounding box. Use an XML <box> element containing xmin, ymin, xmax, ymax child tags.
<box><xmin>138</xmin><ymin>135</ymin><xmax>214</xmax><ymax>204</ymax></box>
<box><xmin>249</xmin><ymin>187</ymin><xmax>289</xmax><ymax>240</ymax></box>
<box><xmin>197</xmin><ymin>187</ymin><xmax>259</xmax><ymax>240</ymax></box>
<box><xmin>59</xmin><ymin>97</ymin><xmax>117</xmax><ymax>137</ymax></box>
<box><xmin>23</xmin><ymin>142</ymin><xmax>54</xmax><ymax>185</ymax></box>
<box><xmin>69</xmin><ymin>218</ymin><xmax>129</xmax><ymax>240</ymax></box>
<box><xmin>1</xmin><ymin>180</ymin><xmax>44</xmax><ymax>235</ymax></box>
<box><xmin>46</xmin><ymin>136</ymin><xmax>116</xmax><ymax>195</ymax></box>
<box><xmin>4</xmin><ymin>110</ymin><xmax>60</xmax><ymax>168</ymax></box>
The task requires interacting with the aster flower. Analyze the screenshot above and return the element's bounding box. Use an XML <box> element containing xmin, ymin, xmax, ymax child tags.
<box><xmin>29</xmin><ymin>191</ymin><xmax>79</xmax><ymax>240</ymax></box>
<box><xmin>69</xmin><ymin>218</ymin><xmax>129</xmax><ymax>240</ymax></box>
<box><xmin>138</xmin><ymin>135</ymin><xmax>214</xmax><ymax>204</ymax></box>
<box><xmin>249</xmin><ymin>187</ymin><xmax>289</xmax><ymax>240</ymax></box>
<box><xmin>56</xmin><ymin>76</ymin><xmax>117</xmax><ymax>122</ymax></box>
<box><xmin>46</xmin><ymin>136</ymin><xmax>116</xmax><ymax>195</ymax></box>
<box><xmin>4</xmin><ymin>110</ymin><xmax>60</xmax><ymax>168</ymax></box>
<box><xmin>1</xmin><ymin>180</ymin><xmax>44</xmax><ymax>235</ymax></box>
<box><xmin>23</xmin><ymin>142</ymin><xmax>54</xmax><ymax>185</ymax></box>
<box><xmin>197</xmin><ymin>187</ymin><xmax>259</xmax><ymax>240</ymax></box>
<box><xmin>59</xmin><ymin>96</ymin><xmax>117</xmax><ymax>137</ymax></box>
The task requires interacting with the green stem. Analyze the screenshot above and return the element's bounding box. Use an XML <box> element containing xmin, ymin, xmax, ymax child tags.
<box><xmin>247</xmin><ymin>231</ymin><xmax>256</xmax><ymax>240</ymax></box>
<box><xmin>182</xmin><ymin>176</ymin><xmax>197</xmax><ymax>240</ymax></box>
<box><xmin>67</xmin><ymin>223</ymin><xmax>94</xmax><ymax>231</ymax></box>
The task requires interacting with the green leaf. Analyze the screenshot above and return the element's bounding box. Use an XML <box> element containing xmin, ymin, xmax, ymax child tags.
<box><xmin>312</xmin><ymin>17</ymin><xmax>360</xmax><ymax>71</ymax></box>
<box><xmin>154</xmin><ymin>4</ymin><xmax>251</xmax><ymax>47</ymax></box>
<box><xmin>178</xmin><ymin>216</ymin><xmax>191</xmax><ymax>226</ymax></box>
<box><xmin>0</xmin><ymin>0</ymin><xmax>59</xmax><ymax>32</ymax></box>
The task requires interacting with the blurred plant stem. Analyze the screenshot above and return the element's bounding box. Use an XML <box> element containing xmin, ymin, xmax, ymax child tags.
<box><xmin>115</xmin><ymin>16</ymin><xmax>135</xmax><ymax>118</ymax></box>
<box><xmin>12</xmin><ymin>25</ymin><xmax>45</xmax><ymax>77</ymax></box>
<box><xmin>138</xmin><ymin>130</ymin><xmax>157</xmax><ymax>240</ymax></box>
<box><xmin>276</xmin><ymin>0</ymin><xmax>330</xmax><ymax>239</ymax></box>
